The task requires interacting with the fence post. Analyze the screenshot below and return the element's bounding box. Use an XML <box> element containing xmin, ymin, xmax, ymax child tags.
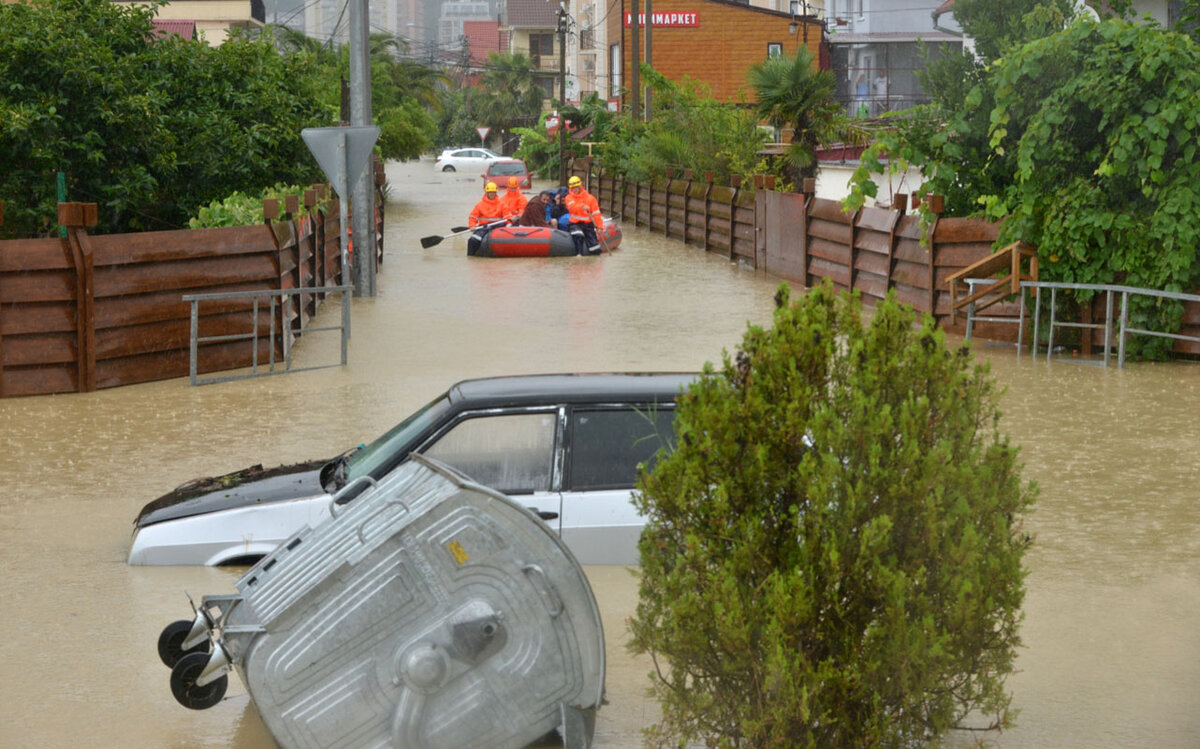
<box><xmin>60</xmin><ymin>202</ymin><xmax>99</xmax><ymax>392</ymax></box>
<box><xmin>682</xmin><ymin>170</ymin><xmax>694</xmax><ymax>246</ymax></box>
<box><xmin>924</xmin><ymin>195</ymin><xmax>942</xmax><ymax>317</ymax></box>
<box><xmin>703</xmin><ymin>172</ymin><xmax>713</xmax><ymax>252</ymax></box>
<box><xmin>801</xmin><ymin>178</ymin><xmax>815</xmax><ymax>286</ymax></box>
<box><xmin>0</xmin><ymin>202</ymin><xmax>4</xmax><ymax>396</ymax></box>
<box><xmin>729</xmin><ymin>175</ymin><xmax>741</xmax><ymax>261</ymax></box>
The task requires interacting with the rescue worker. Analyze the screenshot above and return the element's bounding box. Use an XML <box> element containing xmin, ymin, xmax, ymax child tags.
<box><xmin>519</xmin><ymin>189</ymin><xmax>556</xmax><ymax>227</ymax></box>
<box><xmin>498</xmin><ymin>176</ymin><xmax>528</xmax><ymax>223</ymax></box>
<box><xmin>564</xmin><ymin>175</ymin><xmax>604</xmax><ymax>255</ymax></box>
<box><xmin>466</xmin><ymin>182</ymin><xmax>506</xmax><ymax>256</ymax></box>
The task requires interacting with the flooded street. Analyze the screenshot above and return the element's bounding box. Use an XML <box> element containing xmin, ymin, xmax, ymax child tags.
<box><xmin>1</xmin><ymin>160</ymin><xmax>1197</xmax><ymax>748</ymax></box>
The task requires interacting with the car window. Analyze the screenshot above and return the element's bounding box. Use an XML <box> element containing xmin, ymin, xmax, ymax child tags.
<box><xmin>490</xmin><ymin>163</ymin><xmax>527</xmax><ymax>176</ymax></box>
<box><xmin>345</xmin><ymin>394</ymin><xmax>453</xmax><ymax>483</ymax></box>
<box><xmin>423</xmin><ymin>412</ymin><xmax>557</xmax><ymax>494</ymax></box>
<box><xmin>568</xmin><ymin>406</ymin><xmax>676</xmax><ymax>491</ymax></box>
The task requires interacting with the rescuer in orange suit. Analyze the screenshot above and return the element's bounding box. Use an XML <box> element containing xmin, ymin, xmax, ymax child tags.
<box><xmin>564</xmin><ymin>175</ymin><xmax>604</xmax><ymax>255</ymax></box>
<box><xmin>467</xmin><ymin>182</ymin><xmax>505</xmax><ymax>256</ymax></box>
<box><xmin>497</xmin><ymin>176</ymin><xmax>528</xmax><ymax>223</ymax></box>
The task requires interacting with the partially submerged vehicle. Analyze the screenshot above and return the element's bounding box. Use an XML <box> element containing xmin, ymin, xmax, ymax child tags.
<box><xmin>129</xmin><ymin>373</ymin><xmax>690</xmax><ymax>567</ymax></box>
<box><xmin>159</xmin><ymin>455</ymin><xmax>606</xmax><ymax>749</ymax></box>
<box><xmin>473</xmin><ymin>218</ymin><xmax>622</xmax><ymax>258</ymax></box>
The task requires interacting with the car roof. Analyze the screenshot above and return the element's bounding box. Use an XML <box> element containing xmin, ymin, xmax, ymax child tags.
<box><xmin>446</xmin><ymin>372</ymin><xmax>696</xmax><ymax>409</ymax></box>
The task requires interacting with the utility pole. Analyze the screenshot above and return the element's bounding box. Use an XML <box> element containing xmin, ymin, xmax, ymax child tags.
<box><xmin>348</xmin><ymin>0</ymin><xmax>375</xmax><ymax>296</ymax></box>
<box><xmin>644</xmin><ymin>0</ymin><xmax>652</xmax><ymax>121</ymax></box>
<box><xmin>557</xmin><ymin>2</ymin><xmax>569</xmax><ymax>183</ymax></box>
<box><xmin>630</xmin><ymin>0</ymin><xmax>640</xmax><ymax>120</ymax></box>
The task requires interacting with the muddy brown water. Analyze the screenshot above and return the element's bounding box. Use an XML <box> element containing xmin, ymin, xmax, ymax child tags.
<box><xmin>0</xmin><ymin>160</ymin><xmax>1197</xmax><ymax>748</ymax></box>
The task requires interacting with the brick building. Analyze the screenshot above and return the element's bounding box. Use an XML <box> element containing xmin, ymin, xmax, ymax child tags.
<box><xmin>606</xmin><ymin>0</ymin><xmax>825</xmax><ymax>109</ymax></box>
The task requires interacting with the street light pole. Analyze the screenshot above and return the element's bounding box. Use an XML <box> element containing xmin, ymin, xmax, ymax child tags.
<box><xmin>557</xmin><ymin>2</ymin><xmax>568</xmax><ymax>184</ymax></box>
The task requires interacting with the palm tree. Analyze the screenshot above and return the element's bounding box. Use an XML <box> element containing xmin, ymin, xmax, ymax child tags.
<box><xmin>748</xmin><ymin>48</ymin><xmax>840</xmax><ymax>184</ymax></box>
<box><xmin>472</xmin><ymin>52</ymin><xmax>547</xmax><ymax>152</ymax></box>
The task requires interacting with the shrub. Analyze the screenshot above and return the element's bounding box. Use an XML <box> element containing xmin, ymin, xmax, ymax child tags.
<box><xmin>631</xmin><ymin>282</ymin><xmax>1036</xmax><ymax>748</ymax></box>
<box><xmin>188</xmin><ymin>184</ymin><xmax>321</xmax><ymax>228</ymax></box>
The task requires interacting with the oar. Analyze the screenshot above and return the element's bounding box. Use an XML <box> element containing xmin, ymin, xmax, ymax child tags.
<box><xmin>419</xmin><ymin>220</ymin><xmax>505</xmax><ymax>249</ymax></box>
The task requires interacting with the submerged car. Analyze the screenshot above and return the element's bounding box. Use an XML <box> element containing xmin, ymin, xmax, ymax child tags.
<box><xmin>128</xmin><ymin>373</ymin><xmax>691</xmax><ymax>567</ymax></box>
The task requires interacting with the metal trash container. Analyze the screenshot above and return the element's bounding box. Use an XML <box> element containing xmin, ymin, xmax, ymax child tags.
<box><xmin>156</xmin><ymin>454</ymin><xmax>606</xmax><ymax>749</ymax></box>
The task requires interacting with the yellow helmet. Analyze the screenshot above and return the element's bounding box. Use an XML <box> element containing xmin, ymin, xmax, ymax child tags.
<box><xmin>484</xmin><ymin>182</ymin><xmax>498</xmax><ymax>193</ymax></box>
<box><xmin>568</xmin><ymin>176</ymin><xmax>582</xmax><ymax>188</ymax></box>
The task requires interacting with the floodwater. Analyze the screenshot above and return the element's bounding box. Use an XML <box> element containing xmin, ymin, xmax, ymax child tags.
<box><xmin>0</xmin><ymin>160</ymin><xmax>1196</xmax><ymax>748</ymax></box>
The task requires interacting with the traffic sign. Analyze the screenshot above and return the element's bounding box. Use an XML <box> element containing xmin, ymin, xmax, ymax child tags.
<box><xmin>476</xmin><ymin>126</ymin><xmax>491</xmax><ymax>143</ymax></box>
<box><xmin>301</xmin><ymin>126</ymin><xmax>381</xmax><ymax>198</ymax></box>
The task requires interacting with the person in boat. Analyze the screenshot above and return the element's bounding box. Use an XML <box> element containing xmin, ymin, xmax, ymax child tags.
<box><xmin>498</xmin><ymin>176</ymin><xmax>528</xmax><ymax>223</ymax></box>
<box><xmin>518</xmin><ymin>190</ymin><xmax>556</xmax><ymax>228</ymax></box>
<box><xmin>564</xmin><ymin>175</ymin><xmax>604</xmax><ymax>255</ymax></box>
<box><xmin>467</xmin><ymin>182</ymin><xmax>506</xmax><ymax>257</ymax></box>
<box><xmin>551</xmin><ymin>187</ymin><xmax>572</xmax><ymax>231</ymax></box>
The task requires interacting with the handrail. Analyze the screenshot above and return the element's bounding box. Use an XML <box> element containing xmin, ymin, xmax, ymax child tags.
<box><xmin>1021</xmin><ymin>281</ymin><xmax>1200</xmax><ymax>368</ymax></box>
<box><xmin>184</xmin><ymin>284</ymin><xmax>351</xmax><ymax>386</ymax></box>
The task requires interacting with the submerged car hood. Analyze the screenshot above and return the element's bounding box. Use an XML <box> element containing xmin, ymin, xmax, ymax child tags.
<box><xmin>134</xmin><ymin>458</ymin><xmax>333</xmax><ymax>528</ymax></box>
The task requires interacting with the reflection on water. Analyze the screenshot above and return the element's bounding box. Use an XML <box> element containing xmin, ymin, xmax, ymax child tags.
<box><xmin>0</xmin><ymin>161</ymin><xmax>1197</xmax><ymax>748</ymax></box>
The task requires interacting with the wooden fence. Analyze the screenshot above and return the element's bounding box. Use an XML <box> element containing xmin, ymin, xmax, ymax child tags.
<box><xmin>572</xmin><ymin>160</ymin><xmax>1200</xmax><ymax>355</ymax></box>
<box><xmin>0</xmin><ymin>185</ymin><xmax>377</xmax><ymax>398</ymax></box>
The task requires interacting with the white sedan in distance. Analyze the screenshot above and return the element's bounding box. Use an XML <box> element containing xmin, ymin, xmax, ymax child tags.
<box><xmin>435</xmin><ymin>147</ymin><xmax>503</xmax><ymax>173</ymax></box>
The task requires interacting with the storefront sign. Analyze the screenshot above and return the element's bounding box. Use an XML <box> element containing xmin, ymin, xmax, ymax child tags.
<box><xmin>624</xmin><ymin>11</ymin><xmax>698</xmax><ymax>27</ymax></box>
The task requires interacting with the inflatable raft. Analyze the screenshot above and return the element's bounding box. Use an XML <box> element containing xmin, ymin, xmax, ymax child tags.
<box><xmin>473</xmin><ymin>218</ymin><xmax>622</xmax><ymax>258</ymax></box>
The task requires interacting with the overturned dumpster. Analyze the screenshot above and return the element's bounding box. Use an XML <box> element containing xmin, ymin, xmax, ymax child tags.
<box><xmin>156</xmin><ymin>454</ymin><xmax>606</xmax><ymax>749</ymax></box>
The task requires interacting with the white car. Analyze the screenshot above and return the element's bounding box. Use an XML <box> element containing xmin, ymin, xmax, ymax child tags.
<box><xmin>128</xmin><ymin>373</ymin><xmax>692</xmax><ymax>567</ymax></box>
<box><xmin>434</xmin><ymin>147</ymin><xmax>503</xmax><ymax>173</ymax></box>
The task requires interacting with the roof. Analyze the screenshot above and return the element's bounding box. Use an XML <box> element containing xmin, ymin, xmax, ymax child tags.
<box><xmin>463</xmin><ymin>20</ymin><xmax>507</xmax><ymax>65</ymax></box>
<box><xmin>450</xmin><ymin>373</ymin><xmax>697</xmax><ymax>407</ymax></box>
<box><xmin>507</xmin><ymin>0</ymin><xmax>558</xmax><ymax>28</ymax></box>
<box><xmin>151</xmin><ymin>19</ymin><xmax>196</xmax><ymax>40</ymax></box>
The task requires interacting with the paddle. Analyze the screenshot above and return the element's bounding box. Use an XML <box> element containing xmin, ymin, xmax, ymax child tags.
<box><xmin>420</xmin><ymin>220</ymin><xmax>506</xmax><ymax>249</ymax></box>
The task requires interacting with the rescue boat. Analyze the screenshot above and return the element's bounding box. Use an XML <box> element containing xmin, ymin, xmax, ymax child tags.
<box><xmin>473</xmin><ymin>218</ymin><xmax>622</xmax><ymax>258</ymax></box>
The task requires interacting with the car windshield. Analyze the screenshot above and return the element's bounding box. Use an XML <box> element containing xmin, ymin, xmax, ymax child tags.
<box><xmin>490</xmin><ymin>163</ymin><xmax>526</xmax><ymax>176</ymax></box>
<box><xmin>342</xmin><ymin>393</ymin><xmax>453</xmax><ymax>485</ymax></box>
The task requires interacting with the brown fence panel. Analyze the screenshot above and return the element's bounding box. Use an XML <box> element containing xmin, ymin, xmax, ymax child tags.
<box><xmin>0</xmin><ymin>203</ymin><xmax>350</xmax><ymax>398</ymax></box>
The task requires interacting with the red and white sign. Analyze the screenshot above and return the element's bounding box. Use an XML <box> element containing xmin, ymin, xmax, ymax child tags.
<box><xmin>476</xmin><ymin>126</ymin><xmax>490</xmax><ymax>143</ymax></box>
<box><xmin>624</xmin><ymin>11</ymin><xmax>698</xmax><ymax>27</ymax></box>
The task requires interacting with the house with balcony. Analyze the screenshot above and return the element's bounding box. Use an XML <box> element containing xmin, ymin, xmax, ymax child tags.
<box><xmin>506</xmin><ymin>0</ymin><xmax>564</xmax><ymax>101</ymax></box>
<box><xmin>118</xmin><ymin>0</ymin><xmax>264</xmax><ymax>45</ymax></box>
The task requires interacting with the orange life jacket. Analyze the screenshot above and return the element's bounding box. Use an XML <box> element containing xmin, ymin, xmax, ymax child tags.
<box><xmin>565</xmin><ymin>189</ymin><xmax>602</xmax><ymax>230</ymax></box>
<box><xmin>468</xmin><ymin>195</ymin><xmax>505</xmax><ymax>227</ymax></box>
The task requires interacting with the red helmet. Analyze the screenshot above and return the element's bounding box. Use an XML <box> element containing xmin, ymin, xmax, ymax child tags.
<box><xmin>507</xmin><ymin>176</ymin><xmax>520</xmax><ymax>188</ymax></box>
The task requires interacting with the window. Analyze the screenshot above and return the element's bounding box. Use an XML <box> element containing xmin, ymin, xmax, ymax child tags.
<box><xmin>423</xmin><ymin>412</ymin><xmax>557</xmax><ymax>494</ymax></box>
<box><xmin>768</xmin><ymin>42</ymin><xmax>783</xmax><ymax>58</ymax></box>
<box><xmin>568</xmin><ymin>407</ymin><xmax>676</xmax><ymax>491</ymax></box>
<box><xmin>609</xmin><ymin>43</ymin><xmax>621</xmax><ymax>97</ymax></box>
<box><xmin>530</xmin><ymin>32</ymin><xmax>555</xmax><ymax>61</ymax></box>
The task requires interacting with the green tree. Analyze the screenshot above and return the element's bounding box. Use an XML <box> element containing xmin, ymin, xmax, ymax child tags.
<box><xmin>0</xmin><ymin>0</ymin><xmax>330</xmax><ymax>236</ymax></box>
<box><xmin>747</xmin><ymin>48</ymin><xmax>842</xmax><ymax>184</ymax></box>
<box><xmin>471</xmin><ymin>52</ymin><xmax>547</xmax><ymax>152</ymax></box>
<box><xmin>631</xmin><ymin>283</ymin><xmax>1035</xmax><ymax>748</ymax></box>
<box><xmin>597</xmin><ymin>67</ymin><xmax>767</xmax><ymax>184</ymax></box>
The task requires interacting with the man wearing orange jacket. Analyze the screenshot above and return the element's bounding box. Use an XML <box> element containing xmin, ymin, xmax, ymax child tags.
<box><xmin>497</xmin><ymin>176</ymin><xmax>528</xmax><ymax>222</ymax></box>
<box><xmin>564</xmin><ymin>175</ymin><xmax>604</xmax><ymax>255</ymax></box>
<box><xmin>467</xmin><ymin>182</ymin><xmax>505</xmax><ymax>256</ymax></box>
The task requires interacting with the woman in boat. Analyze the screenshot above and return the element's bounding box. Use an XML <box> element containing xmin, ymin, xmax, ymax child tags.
<box><xmin>519</xmin><ymin>190</ymin><xmax>556</xmax><ymax>228</ymax></box>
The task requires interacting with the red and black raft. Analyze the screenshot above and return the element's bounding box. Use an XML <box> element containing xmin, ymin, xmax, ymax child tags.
<box><xmin>473</xmin><ymin>218</ymin><xmax>622</xmax><ymax>258</ymax></box>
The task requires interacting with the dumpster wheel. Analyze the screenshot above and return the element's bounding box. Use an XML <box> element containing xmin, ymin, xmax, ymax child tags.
<box><xmin>157</xmin><ymin>619</ymin><xmax>211</xmax><ymax>668</ymax></box>
<box><xmin>170</xmin><ymin>651</ymin><xmax>228</xmax><ymax>710</ymax></box>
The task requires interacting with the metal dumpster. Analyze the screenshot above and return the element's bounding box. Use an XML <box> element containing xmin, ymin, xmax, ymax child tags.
<box><xmin>156</xmin><ymin>454</ymin><xmax>606</xmax><ymax>749</ymax></box>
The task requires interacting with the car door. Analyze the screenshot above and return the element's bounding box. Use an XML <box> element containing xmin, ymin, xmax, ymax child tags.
<box><xmin>560</xmin><ymin>404</ymin><xmax>677</xmax><ymax>565</ymax></box>
<box><xmin>418</xmin><ymin>407</ymin><xmax>563</xmax><ymax>533</ymax></box>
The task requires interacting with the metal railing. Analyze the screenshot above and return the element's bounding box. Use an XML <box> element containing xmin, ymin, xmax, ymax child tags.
<box><xmin>1022</xmin><ymin>281</ymin><xmax>1200</xmax><ymax>368</ymax></box>
<box><xmin>184</xmin><ymin>285</ymin><xmax>351</xmax><ymax>386</ymax></box>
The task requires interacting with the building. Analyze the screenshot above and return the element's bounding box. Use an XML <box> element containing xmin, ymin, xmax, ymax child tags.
<box><xmin>119</xmin><ymin>0</ymin><xmax>264</xmax><ymax>44</ymax></box>
<box><xmin>606</xmin><ymin>0</ymin><xmax>826</xmax><ymax>109</ymax></box>
<box><xmin>506</xmin><ymin>0</ymin><xmax>565</xmax><ymax>101</ymax></box>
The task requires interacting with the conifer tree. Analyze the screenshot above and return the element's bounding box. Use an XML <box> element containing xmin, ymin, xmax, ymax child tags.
<box><xmin>631</xmin><ymin>283</ymin><xmax>1035</xmax><ymax>747</ymax></box>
